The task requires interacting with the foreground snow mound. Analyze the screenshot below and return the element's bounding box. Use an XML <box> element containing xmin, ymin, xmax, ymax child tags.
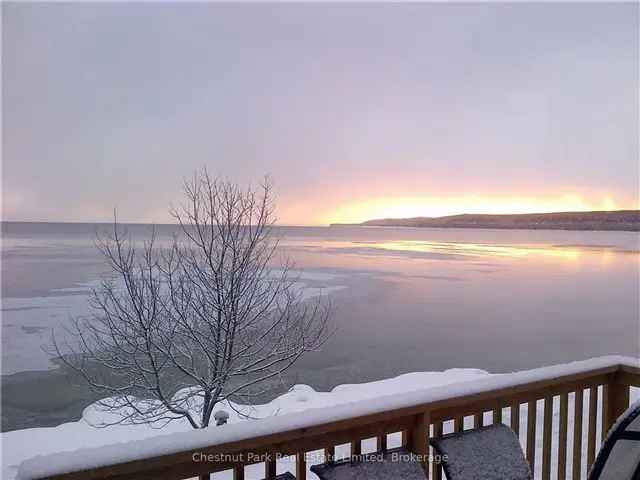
<box><xmin>2</xmin><ymin>368</ymin><xmax>489</xmax><ymax>480</ymax></box>
<box><xmin>9</xmin><ymin>357</ymin><xmax>640</xmax><ymax>480</ymax></box>
<box><xmin>271</xmin><ymin>369</ymin><xmax>492</xmax><ymax>416</ymax></box>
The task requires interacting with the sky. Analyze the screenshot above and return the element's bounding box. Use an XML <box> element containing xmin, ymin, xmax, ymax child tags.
<box><xmin>3</xmin><ymin>2</ymin><xmax>639</xmax><ymax>225</ymax></box>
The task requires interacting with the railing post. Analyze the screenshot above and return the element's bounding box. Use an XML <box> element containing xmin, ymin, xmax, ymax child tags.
<box><xmin>474</xmin><ymin>411</ymin><xmax>483</xmax><ymax>429</ymax></box>
<box><xmin>587</xmin><ymin>387</ymin><xmax>598</xmax><ymax>469</ymax></box>
<box><xmin>542</xmin><ymin>396</ymin><xmax>553</xmax><ymax>480</ymax></box>
<box><xmin>510</xmin><ymin>403</ymin><xmax>520</xmax><ymax>435</ymax></box>
<box><xmin>526</xmin><ymin>400</ymin><xmax>537</xmax><ymax>474</ymax></box>
<box><xmin>558</xmin><ymin>393</ymin><xmax>568</xmax><ymax>479</ymax></box>
<box><xmin>324</xmin><ymin>445</ymin><xmax>335</xmax><ymax>463</ymax></box>
<box><xmin>296</xmin><ymin>451</ymin><xmax>307</xmax><ymax>480</ymax></box>
<box><xmin>376</xmin><ymin>433</ymin><xmax>387</xmax><ymax>451</ymax></box>
<box><xmin>407</xmin><ymin>411</ymin><xmax>430</xmax><ymax>474</ymax></box>
<box><xmin>572</xmin><ymin>390</ymin><xmax>584</xmax><ymax>480</ymax></box>
<box><xmin>350</xmin><ymin>439</ymin><xmax>361</xmax><ymax>457</ymax></box>
<box><xmin>603</xmin><ymin>373</ymin><xmax>630</xmax><ymax>435</ymax></box>
<box><xmin>493</xmin><ymin>407</ymin><xmax>502</xmax><ymax>425</ymax></box>
<box><xmin>265</xmin><ymin>454</ymin><xmax>277</xmax><ymax>480</ymax></box>
<box><xmin>454</xmin><ymin>415</ymin><xmax>464</xmax><ymax>433</ymax></box>
<box><xmin>233</xmin><ymin>464</ymin><xmax>245</xmax><ymax>480</ymax></box>
<box><xmin>433</xmin><ymin>421</ymin><xmax>443</xmax><ymax>480</ymax></box>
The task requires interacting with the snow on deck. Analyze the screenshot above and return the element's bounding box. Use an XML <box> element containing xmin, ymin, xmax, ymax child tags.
<box><xmin>8</xmin><ymin>356</ymin><xmax>640</xmax><ymax>480</ymax></box>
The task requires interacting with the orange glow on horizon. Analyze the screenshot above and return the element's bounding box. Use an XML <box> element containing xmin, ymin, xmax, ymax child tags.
<box><xmin>321</xmin><ymin>194</ymin><xmax>628</xmax><ymax>225</ymax></box>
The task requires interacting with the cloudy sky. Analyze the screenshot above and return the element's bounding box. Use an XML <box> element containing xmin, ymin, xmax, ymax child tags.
<box><xmin>3</xmin><ymin>2</ymin><xmax>638</xmax><ymax>225</ymax></box>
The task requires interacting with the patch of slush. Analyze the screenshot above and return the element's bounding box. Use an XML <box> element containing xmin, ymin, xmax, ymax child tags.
<box><xmin>1</xmin><ymin>271</ymin><xmax>347</xmax><ymax>375</ymax></box>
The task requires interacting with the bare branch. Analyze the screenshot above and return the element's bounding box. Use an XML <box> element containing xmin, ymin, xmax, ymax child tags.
<box><xmin>53</xmin><ymin>169</ymin><xmax>333</xmax><ymax>429</ymax></box>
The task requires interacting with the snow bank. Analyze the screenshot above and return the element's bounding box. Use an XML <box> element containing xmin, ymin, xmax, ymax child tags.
<box><xmin>4</xmin><ymin>368</ymin><xmax>488</xmax><ymax>480</ymax></box>
<box><xmin>9</xmin><ymin>356</ymin><xmax>640</xmax><ymax>480</ymax></box>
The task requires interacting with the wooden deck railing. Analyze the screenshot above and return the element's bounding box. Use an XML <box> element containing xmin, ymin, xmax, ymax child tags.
<box><xmin>19</xmin><ymin>356</ymin><xmax>640</xmax><ymax>480</ymax></box>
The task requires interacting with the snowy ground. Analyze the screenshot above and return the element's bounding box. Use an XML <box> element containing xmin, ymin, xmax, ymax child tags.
<box><xmin>3</xmin><ymin>369</ymin><xmax>488</xmax><ymax>479</ymax></box>
<box><xmin>4</xmin><ymin>362</ymin><xmax>638</xmax><ymax>480</ymax></box>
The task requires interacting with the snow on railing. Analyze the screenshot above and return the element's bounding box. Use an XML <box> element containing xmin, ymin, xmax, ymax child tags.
<box><xmin>17</xmin><ymin>355</ymin><xmax>640</xmax><ymax>480</ymax></box>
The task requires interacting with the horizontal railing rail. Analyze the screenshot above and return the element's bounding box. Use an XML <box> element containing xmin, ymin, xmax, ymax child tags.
<box><xmin>18</xmin><ymin>356</ymin><xmax>640</xmax><ymax>480</ymax></box>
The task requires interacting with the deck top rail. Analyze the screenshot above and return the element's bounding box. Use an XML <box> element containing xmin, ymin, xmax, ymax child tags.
<box><xmin>18</xmin><ymin>355</ymin><xmax>640</xmax><ymax>480</ymax></box>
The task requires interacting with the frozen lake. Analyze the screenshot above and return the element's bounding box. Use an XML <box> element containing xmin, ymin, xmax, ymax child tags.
<box><xmin>2</xmin><ymin>222</ymin><xmax>639</xmax><ymax>431</ymax></box>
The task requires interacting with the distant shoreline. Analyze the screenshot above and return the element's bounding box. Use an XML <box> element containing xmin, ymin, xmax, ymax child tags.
<box><xmin>3</xmin><ymin>210</ymin><xmax>640</xmax><ymax>232</ymax></box>
<box><xmin>331</xmin><ymin>210</ymin><xmax>640</xmax><ymax>232</ymax></box>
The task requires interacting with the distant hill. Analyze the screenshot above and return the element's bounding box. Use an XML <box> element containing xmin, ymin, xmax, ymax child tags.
<box><xmin>331</xmin><ymin>210</ymin><xmax>640</xmax><ymax>231</ymax></box>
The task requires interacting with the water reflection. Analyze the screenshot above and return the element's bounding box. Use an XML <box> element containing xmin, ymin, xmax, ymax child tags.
<box><xmin>357</xmin><ymin>240</ymin><xmax>584</xmax><ymax>260</ymax></box>
<box><xmin>279</xmin><ymin>238</ymin><xmax>636</xmax><ymax>263</ymax></box>
<box><xmin>2</xmin><ymin>223</ymin><xmax>638</xmax><ymax>431</ymax></box>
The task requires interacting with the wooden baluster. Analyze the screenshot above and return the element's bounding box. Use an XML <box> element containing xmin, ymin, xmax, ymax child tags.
<box><xmin>324</xmin><ymin>445</ymin><xmax>335</xmax><ymax>463</ymax></box>
<box><xmin>408</xmin><ymin>411</ymin><xmax>430</xmax><ymax>474</ymax></box>
<box><xmin>493</xmin><ymin>406</ymin><xmax>503</xmax><ymax>425</ymax></box>
<box><xmin>351</xmin><ymin>439</ymin><xmax>361</xmax><ymax>457</ymax></box>
<box><xmin>542</xmin><ymin>396</ymin><xmax>553</xmax><ymax>480</ymax></box>
<box><xmin>526</xmin><ymin>400</ymin><xmax>537</xmax><ymax>474</ymax></box>
<box><xmin>474</xmin><ymin>411</ymin><xmax>484</xmax><ymax>429</ymax></box>
<box><xmin>454</xmin><ymin>415</ymin><xmax>464</xmax><ymax>433</ymax></box>
<box><xmin>572</xmin><ymin>390</ymin><xmax>583</xmax><ymax>480</ymax></box>
<box><xmin>558</xmin><ymin>392</ymin><xmax>568</xmax><ymax>480</ymax></box>
<box><xmin>296</xmin><ymin>452</ymin><xmax>306</xmax><ymax>480</ymax></box>
<box><xmin>603</xmin><ymin>376</ymin><xmax>630</xmax><ymax>435</ymax></box>
<box><xmin>587</xmin><ymin>386</ymin><xmax>598</xmax><ymax>469</ymax></box>
<box><xmin>265</xmin><ymin>455</ymin><xmax>277</xmax><ymax>480</ymax></box>
<box><xmin>433</xmin><ymin>421</ymin><xmax>443</xmax><ymax>480</ymax></box>
<box><xmin>377</xmin><ymin>433</ymin><xmax>387</xmax><ymax>452</ymax></box>
<box><xmin>233</xmin><ymin>465</ymin><xmax>245</xmax><ymax>480</ymax></box>
<box><xmin>601</xmin><ymin>384</ymin><xmax>609</xmax><ymax>447</ymax></box>
<box><xmin>511</xmin><ymin>403</ymin><xmax>520</xmax><ymax>435</ymax></box>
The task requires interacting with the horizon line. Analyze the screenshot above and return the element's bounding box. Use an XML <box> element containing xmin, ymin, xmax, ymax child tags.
<box><xmin>3</xmin><ymin>208</ymin><xmax>639</xmax><ymax>228</ymax></box>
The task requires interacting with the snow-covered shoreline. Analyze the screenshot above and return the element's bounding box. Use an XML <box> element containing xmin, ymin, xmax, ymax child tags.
<box><xmin>6</xmin><ymin>357</ymin><xmax>640</xmax><ymax>480</ymax></box>
<box><xmin>4</xmin><ymin>368</ymin><xmax>490</xmax><ymax>480</ymax></box>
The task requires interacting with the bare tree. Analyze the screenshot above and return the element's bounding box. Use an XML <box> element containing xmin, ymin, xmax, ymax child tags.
<box><xmin>53</xmin><ymin>170</ymin><xmax>331</xmax><ymax>429</ymax></box>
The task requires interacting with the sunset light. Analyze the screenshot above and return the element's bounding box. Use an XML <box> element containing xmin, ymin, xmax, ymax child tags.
<box><xmin>323</xmin><ymin>194</ymin><xmax>624</xmax><ymax>225</ymax></box>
